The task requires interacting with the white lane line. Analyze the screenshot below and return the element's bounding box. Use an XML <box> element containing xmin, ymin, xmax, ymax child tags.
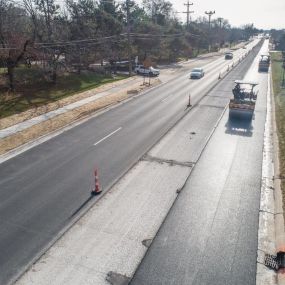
<box><xmin>93</xmin><ymin>127</ymin><xmax>122</xmax><ymax>146</ymax></box>
<box><xmin>161</xmin><ymin>93</ymin><xmax>175</xmax><ymax>102</ymax></box>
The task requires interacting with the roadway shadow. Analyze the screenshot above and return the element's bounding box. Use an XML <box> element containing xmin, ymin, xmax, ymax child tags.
<box><xmin>225</xmin><ymin>117</ymin><xmax>253</xmax><ymax>137</ymax></box>
<box><xmin>70</xmin><ymin>195</ymin><xmax>94</xmax><ymax>218</ymax></box>
<box><xmin>258</xmin><ymin>70</ymin><xmax>269</xmax><ymax>74</ymax></box>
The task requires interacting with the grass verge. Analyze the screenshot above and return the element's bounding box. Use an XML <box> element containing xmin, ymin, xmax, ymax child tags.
<box><xmin>0</xmin><ymin>67</ymin><xmax>127</xmax><ymax>118</ymax></box>
<box><xmin>271</xmin><ymin>51</ymin><xmax>285</xmax><ymax>208</ymax></box>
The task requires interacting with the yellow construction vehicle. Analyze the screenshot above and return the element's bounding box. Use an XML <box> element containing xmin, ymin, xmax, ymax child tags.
<box><xmin>229</xmin><ymin>80</ymin><xmax>259</xmax><ymax>120</ymax></box>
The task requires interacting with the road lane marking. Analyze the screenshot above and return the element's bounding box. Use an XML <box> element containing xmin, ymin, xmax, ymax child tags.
<box><xmin>161</xmin><ymin>93</ymin><xmax>174</xmax><ymax>102</ymax></box>
<box><xmin>93</xmin><ymin>127</ymin><xmax>122</xmax><ymax>146</ymax></box>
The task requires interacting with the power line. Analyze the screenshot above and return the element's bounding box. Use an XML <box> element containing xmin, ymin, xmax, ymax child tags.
<box><xmin>34</xmin><ymin>34</ymin><xmax>127</xmax><ymax>46</ymax></box>
<box><xmin>32</xmin><ymin>32</ymin><xmax>189</xmax><ymax>48</ymax></box>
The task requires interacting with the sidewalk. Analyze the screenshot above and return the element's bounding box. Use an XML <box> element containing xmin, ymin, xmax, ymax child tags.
<box><xmin>0</xmin><ymin>77</ymin><xmax>144</xmax><ymax>139</ymax></box>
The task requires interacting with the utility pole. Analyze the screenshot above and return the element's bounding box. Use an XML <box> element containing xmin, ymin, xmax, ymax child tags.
<box><xmin>217</xmin><ymin>17</ymin><xmax>222</xmax><ymax>29</ymax></box>
<box><xmin>217</xmin><ymin>17</ymin><xmax>223</xmax><ymax>48</ymax></box>
<box><xmin>183</xmin><ymin>1</ymin><xmax>193</xmax><ymax>27</ymax></box>
<box><xmin>205</xmin><ymin>10</ymin><xmax>215</xmax><ymax>52</ymax></box>
<box><xmin>126</xmin><ymin>0</ymin><xmax>132</xmax><ymax>76</ymax></box>
<box><xmin>281</xmin><ymin>51</ymin><xmax>285</xmax><ymax>88</ymax></box>
<box><xmin>151</xmin><ymin>0</ymin><xmax>156</xmax><ymax>24</ymax></box>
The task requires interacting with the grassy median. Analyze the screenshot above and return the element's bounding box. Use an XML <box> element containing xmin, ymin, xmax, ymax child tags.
<box><xmin>0</xmin><ymin>67</ymin><xmax>126</xmax><ymax>118</ymax></box>
<box><xmin>271</xmin><ymin>51</ymin><xmax>285</xmax><ymax>204</ymax></box>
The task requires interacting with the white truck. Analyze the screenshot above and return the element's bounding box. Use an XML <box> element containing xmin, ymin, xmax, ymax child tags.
<box><xmin>134</xmin><ymin>65</ymin><xmax>160</xmax><ymax>76</ymax></box>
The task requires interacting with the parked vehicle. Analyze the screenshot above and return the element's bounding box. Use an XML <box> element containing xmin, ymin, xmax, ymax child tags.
<box><xmin>190</xmin><ymin>68</ymin><xmax>204</xmax><ymax>79</ymax></box>
<box><xmin>134</xmin><ymin>65</ymin><xmax>160</xmax><ymax>76</ymax></box>
<box><xmin>110</xmin><ymin>60</ymin><xmax>135</xmax><ymax>72</ymax></box>
<box><xmin>229</xmin><ymin>80</ymin><xmax>259</xmax><ymax>120</ymax></box>
<box><xmin>225</xmin><ymin>52</ymin><xmax>233</xmax><ymax>60</ymax></box>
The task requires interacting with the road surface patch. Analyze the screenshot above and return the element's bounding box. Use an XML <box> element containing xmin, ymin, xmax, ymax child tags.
<box><xmin>15</xmin><ymin>161</ymin><xmax>191</xmax><ymax>285</ymax></box>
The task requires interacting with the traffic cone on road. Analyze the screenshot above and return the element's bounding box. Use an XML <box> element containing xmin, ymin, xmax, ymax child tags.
<box><xmin>91</xmin><ymin>168</ymin><xmax>102</xmax><ymax>195</ymax></box>
<box><xmin>187</xmin><ymin>94</ymin><xmax>192</xmax><ymax>107</ymax></box>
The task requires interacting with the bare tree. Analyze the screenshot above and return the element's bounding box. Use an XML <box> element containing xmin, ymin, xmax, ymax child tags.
<box><xmin>0</xmin><ymin>0</ymin><xmax>31</xmax><ymax>91</ymax></box>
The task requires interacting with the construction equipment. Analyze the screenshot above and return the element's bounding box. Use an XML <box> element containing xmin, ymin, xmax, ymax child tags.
<box><xmin>229</xmin><ymin>80</ymin><xmax>259</xmax><ymax>120</ymax></box>
<box><xmin>258</xmin><ymin>54</ymin><xmax>270</xmax><ymax>72</ymax></box>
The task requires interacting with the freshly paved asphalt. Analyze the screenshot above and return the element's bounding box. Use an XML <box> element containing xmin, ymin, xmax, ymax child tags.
<box><xmin>130</xmin><ymin>43</ymin><xmax>268</xmax><ymax>285</ymax></box>
<box><xmin>0</xmin><ymin>42</ymin><xmax>262</xmax><ymax>284</ymax></box>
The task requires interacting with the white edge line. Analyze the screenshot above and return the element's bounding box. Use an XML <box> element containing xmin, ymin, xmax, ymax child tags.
<box><xmin>93</xmin><ymin>127</ymin><xmax>122</xmax><ymax>146</ymax></box>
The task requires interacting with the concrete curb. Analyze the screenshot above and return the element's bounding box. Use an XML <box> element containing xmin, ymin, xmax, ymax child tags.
<box><xmin>270</xmin><ymin>68</ymin><xmax>285</xmax><ymax>284</ymax></box>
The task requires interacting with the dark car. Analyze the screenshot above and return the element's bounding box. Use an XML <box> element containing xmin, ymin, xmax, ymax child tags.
<box><xmin>225</xmin><ymin>52</ymin><xmax>233</xmax><ymax>60</ymax></box>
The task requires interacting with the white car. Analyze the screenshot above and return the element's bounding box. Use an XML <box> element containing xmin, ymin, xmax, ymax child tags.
<box><xmin>190</xmin><ymin>68</ymin><xmax>205</xmax><ymax>79</ymax></box>
<box><xmin>134</xmin><ymin>65</ymin><xmax>160</xmax><ymax>76</ymax></box>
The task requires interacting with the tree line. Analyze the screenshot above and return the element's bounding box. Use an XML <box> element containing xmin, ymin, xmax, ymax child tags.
<box><xmin>0</xmin><ymin>0</ymin><xmax>261</xmax><ymax>91</ymax></box>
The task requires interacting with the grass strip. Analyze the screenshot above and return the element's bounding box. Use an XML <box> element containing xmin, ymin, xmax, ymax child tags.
<box><xmin>271</xmin><ymin>51</ymin><xmax>285</xmax><ymax>209</ymax></box>
<box><xmin>0</xmin><ymin>67</ymin><xmax>127</xmax><ymax>118</ymax></box>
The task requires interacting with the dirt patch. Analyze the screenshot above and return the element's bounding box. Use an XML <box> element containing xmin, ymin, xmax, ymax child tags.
<box><xmin>0</xmin><ymin>78</ymin><xmax>160</xmax><ymax>155</ymax></box>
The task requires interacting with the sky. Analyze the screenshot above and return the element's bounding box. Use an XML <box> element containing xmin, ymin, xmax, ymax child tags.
<box><xmin>154</xmin><ymin>0</ymin><xmax>285</xmax><ymax>30</ymax></box>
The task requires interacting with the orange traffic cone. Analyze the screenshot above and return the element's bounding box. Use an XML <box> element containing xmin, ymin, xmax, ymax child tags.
<box><xmin>91</xmin><ymin>169</ymin><xmax>102</xmax><ymax>195</ymax></box>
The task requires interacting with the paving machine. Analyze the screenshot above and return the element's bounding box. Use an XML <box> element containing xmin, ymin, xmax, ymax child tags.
<box><xmin>229</xmin><ymin>80</ymin><xmax>259</xmax><ymax>120</ymax></box>
<box><xmin>258</xmin><ymin>54</ymin><xmax>270</xmax><ymax>72</ymax></box>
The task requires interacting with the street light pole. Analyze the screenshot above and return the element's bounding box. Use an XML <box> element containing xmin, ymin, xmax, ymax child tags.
<box><xmin>205</xmin><ymin>10</ymin><xmax>215</xmax><ymax>52</ymax></box>
<box><xmin>205</xmin><ymin>10</ymin><xmax>215</xmax><ymax>29</ymax></box>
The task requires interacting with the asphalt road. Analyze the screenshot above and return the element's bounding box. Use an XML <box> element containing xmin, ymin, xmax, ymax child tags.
<box><xmin>130</xmin><ymin>43</ymin><xmax>268</xmax><ymax>284</ymax></box>
<box><xmin>0</xmin><ymin>41</ymin><xmax>262</xmax><ymax>284</ymax></box>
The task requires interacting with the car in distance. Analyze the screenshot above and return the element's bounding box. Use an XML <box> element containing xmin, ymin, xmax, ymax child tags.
<box><xmin>225</xmin><ymin>52</ymin><xmax>233</xmax><ymax>60</ymax></box>
<box><xmin>190</xmin><ymin>67</ymin><xmax>205</xmax><ymax>79</ymax></box>
<box><xmin>134</xmin><ymin>65</ymin><xmax>160</xmax><ymax>76</ymax></box>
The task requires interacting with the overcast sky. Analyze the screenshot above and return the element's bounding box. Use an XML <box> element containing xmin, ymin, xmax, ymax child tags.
<box><xmin>162</xmin><ymin>0</ymin><xmax>285</xmax><ymax>30</ymax></box>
